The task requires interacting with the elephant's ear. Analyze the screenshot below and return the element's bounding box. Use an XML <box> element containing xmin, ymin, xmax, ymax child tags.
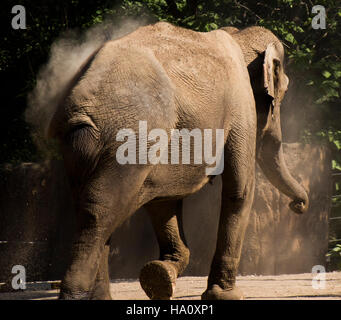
<box><xmin>263</xmin><ymin>42</ymin><xmax>289</xmax><ymax>100</ymax></box>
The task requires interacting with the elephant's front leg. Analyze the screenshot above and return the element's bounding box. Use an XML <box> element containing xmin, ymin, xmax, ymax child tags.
<box><xmin>202</xmin><ymin>134</ymin><xmax>256</xmax><ymax>300</ymax></box>
<box><xmin>139</xmin><ymin>200</ymin><xmax>190</xmax><ymax>300</ymax></box>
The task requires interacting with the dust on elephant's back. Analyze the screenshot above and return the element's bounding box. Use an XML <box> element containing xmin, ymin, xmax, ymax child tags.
<box><xmin>67</xmin><ymin>44</ymin><xmax>177</xmax><ymax>132</ymax></box>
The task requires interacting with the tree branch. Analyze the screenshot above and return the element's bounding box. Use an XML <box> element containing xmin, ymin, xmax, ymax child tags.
<box><xmin>234</xmin><ymin>1</ymin><xmax>262</xmax><ymax>21</ymax></box>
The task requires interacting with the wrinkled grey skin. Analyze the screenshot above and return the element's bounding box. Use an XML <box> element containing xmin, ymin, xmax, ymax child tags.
<box><xmin>48</xmin><ymin>22</ymin><xmax>309</xmax><ymax>300</ymax></box>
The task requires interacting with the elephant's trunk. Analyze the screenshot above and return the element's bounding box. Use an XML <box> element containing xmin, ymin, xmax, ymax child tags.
<box><xmin>256</xmin><ymin>106</ymin><xmax>309</xmax><ymax>214</ymax></box>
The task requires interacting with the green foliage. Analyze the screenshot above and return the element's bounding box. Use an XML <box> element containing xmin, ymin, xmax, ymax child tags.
<box><xmin>327</xmin><ymin>242</ymin><xmax>341</xmax><ymax>270</ymax></box>
<box><xmin>327</xmin><ymin>243</ymin><xmax>341</xmax><ymax>257</ymax></box>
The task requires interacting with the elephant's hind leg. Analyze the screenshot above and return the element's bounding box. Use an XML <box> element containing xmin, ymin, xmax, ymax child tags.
<box><xmin>89</xmin><ymin>241</ymin><xmax>111</xmax><ymax>300</ymax></box>
<box><xmin>139</xmin><ymin>199</ymin><xmax>189</xmax><ymax>300</ymax></box>
<box><xmin>59</xmin><ymin>164</ymin><xmax>150</xmax><ymax>300</ymax></box>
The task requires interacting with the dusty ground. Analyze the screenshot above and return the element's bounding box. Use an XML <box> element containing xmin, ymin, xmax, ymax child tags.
<box><xmin>0</xmin><ymin>272</ymin><xmax>340</xmax><ymax>300</ymax></box>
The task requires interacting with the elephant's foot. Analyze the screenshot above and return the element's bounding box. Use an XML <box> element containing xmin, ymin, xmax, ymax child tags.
<box><xmin>90</xmin><ymin>284</ymin><xmax>112</xmax><ymax>300</ymax></box>
<box><xmin>59</xmin><ymin>284</ymin><xmax>111</xmax><ymax>300</ymax></box>
<box><xmin>139</xmin><ymin>260</ymin><xmax>177</xmax><ymax>300</ymax></box>
<box><xmin>59</xmin><ymin>290</ymin><xmax>91</xmax><ymax>300</ymax></box>
<box><xmin>201</xmin><ymin>284</ymin><xmax>244</xmax><ymax>300</ymax></box>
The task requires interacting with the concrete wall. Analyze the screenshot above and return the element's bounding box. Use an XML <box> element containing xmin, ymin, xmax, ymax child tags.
<box><xmin>0</xmin><ymin>144</ymin><xmax>332</xmax><ymax>285</ymax></box>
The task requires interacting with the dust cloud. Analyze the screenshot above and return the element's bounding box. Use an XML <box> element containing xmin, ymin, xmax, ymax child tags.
<box><xmin>25</xmin><ymin>18</ymin><xmax>147</xmax><ymax>154</ymax></box>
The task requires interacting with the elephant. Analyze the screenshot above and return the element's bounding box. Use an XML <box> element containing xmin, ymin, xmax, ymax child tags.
<box><xmin>47</xmin><ymin>21</ymin><xmax>309</xmax><ymax>300</ymax></box>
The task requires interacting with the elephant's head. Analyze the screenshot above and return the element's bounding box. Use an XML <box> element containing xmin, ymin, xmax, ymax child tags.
<box><xmin>222</xmin><ymin>26</ymin><xmax>309</xmax><ymax>214</ymax></box>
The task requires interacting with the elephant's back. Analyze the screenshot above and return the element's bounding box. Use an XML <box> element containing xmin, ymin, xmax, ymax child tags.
<box><xmin>65</xmin><ymin>35</ymin><xmax>179</xmax><ymax>132</ymax></box>
<box><xmin>63</xmin><ymin>22</ymin><xmax>252</xmax><ymax>134</ymax></box>
<box><xmin>119</xmin><ymin>22</ymin><xmax>252</xmax><ymax>130</ymax></box>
